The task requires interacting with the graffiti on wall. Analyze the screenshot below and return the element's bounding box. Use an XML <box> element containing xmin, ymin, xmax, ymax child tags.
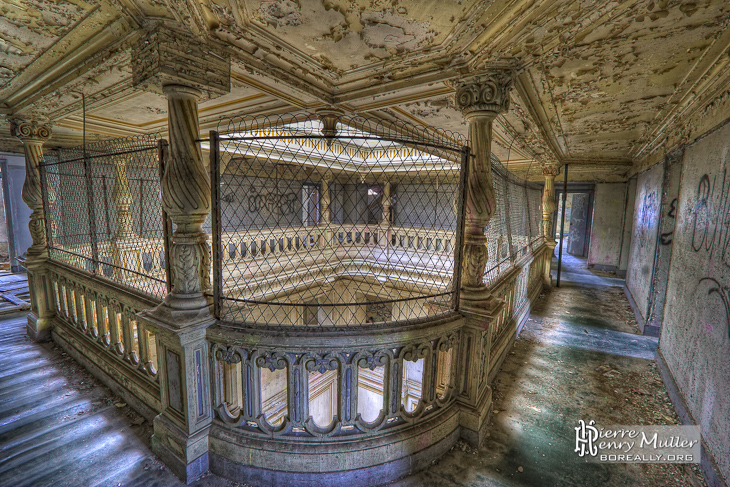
<box><xmin>247</xmin><ymin>185</ymin><xmax>299</xmax><ymax>217</ymax></box>
<box><xmin>690</xmin><ymin>170</ymin><xmax>730</xmax><ymax>342</ymax></box>
<box><xmin>698</xmin><ymin>278</ymin><xmax>730</xmax><ymax>342</ymax></box>
<box><xmin>690</xmin><ymin>170</ymin><xmax>730</xmax><ymax>267</ymax></box>
<box><xmin>637</xmin><ymin>186</ymin><xmax>658</xmax><ymax>250</ymax></box>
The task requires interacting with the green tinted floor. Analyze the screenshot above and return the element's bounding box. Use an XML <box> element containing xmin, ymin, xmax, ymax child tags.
<box><xmin>392</xmin><ymin>253</ymin><xmax>705</xmax><ymax>487</ymax></box>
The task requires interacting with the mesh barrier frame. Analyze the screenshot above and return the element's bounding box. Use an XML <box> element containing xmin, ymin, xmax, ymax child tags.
<box><xmin>484</xmin><ymin>157</ymin><xmax>544</xmax><ymax>286</ymax></box>
<box><xmin>208</xmin><ymin>114</ymin><xmax>468</xmax><ymax>330</ymax></box>
<box><xmin>39</xmin><ymin>134</ymin><xmax>171</xmax><ymax>300</ymax></box>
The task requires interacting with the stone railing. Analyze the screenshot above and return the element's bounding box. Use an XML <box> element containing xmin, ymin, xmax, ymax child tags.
<box><xmin>486</xmin><ymin>242</ymin><xmax>549</xmax><ymax>382</ymax></box>
<box><xmin>46</xmin><ymin>260</ymin><xmax>162</xmax><ymax>420</ymax></box>
<box><xmin>206</xmin><ymin>312</ymin><xmax>463</xmax><ymax>484</ymax></box>
<box><xmin>390</xmin><ymin>226</ymin><xmax>455</xmax><ymax>255</ymax></box>
<box><xmin>49</xmin><ymin>236</ymin><xmax>168</xmax><ymax>299</ymax></box>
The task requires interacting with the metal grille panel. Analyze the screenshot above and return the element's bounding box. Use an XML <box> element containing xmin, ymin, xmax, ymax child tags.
<box><xmin>40</xmin><ymin>134</ymin><xmax>169</xmax><ymax>299</ymax></box>
<box><xmin>484</xmin><ymin>158</ymin><xmax>544</xmax><ymax>285</ymax></box>
<box><xmin>210</xmin><ymin>115</ymin><xmax>466</xmax><ymax>328</ymax></box>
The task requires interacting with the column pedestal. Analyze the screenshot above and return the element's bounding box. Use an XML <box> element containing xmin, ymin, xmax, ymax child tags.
<box><xmin>452</xmin><ymin>71</ymin><xmax>512</xmax><ymax>448</ymax></box>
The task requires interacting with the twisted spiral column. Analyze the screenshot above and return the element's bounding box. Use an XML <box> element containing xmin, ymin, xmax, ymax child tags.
<box><xmin>452</xmin><ymin>71</ymin><xmax>512</xmax><ymax>448</ymax></box>
<box><xmin>160</xmin><ymin>84</ymin><xmax>211</xmax><ymax>312</ymax></box>
<box><xmin>10</xmin><ymin>117</ymin><xmax>54</xmax><ymax>341</ymax></box>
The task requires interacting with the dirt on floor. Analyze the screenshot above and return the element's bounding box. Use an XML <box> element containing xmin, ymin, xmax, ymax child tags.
<box><xmin>488</xmin><ymin>287</ymin><xmax>707</xmax><ymax>487</ymax></box>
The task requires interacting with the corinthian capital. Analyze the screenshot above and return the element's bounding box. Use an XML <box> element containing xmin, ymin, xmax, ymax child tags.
<box><xmin>542</xmin><ymin>164</ymin><xmax>561</xmax><ymax>177</ymax></box>
<box><xmin>10</xmin><ymin>118</ymin><xmax>52</xmax><ymax>142</ymax></box>
<box><xmin>454</xmin><ymin>71</ymin><xmax>513</xmax><ymax>117</ymax></box>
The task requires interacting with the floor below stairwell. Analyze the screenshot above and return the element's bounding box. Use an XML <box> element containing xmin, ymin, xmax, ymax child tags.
<box><xmin>392</xmin><ymin>252</ymin><xmax>707</xmax><ymax>487</ymax></box>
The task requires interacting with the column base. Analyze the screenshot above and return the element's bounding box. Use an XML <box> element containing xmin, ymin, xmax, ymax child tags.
<box><xmin>459</xmin><ymin>385</ymin><xmax>493</xmax><ymax>448</ymax></box>
<box><xmin>460</xmin><ymin>285</ymin><xmax>504</xmax><ymax>321</ymax></box>
<box><xmin>27</xmin><ymin>312</ymin><xmax>52</xmax><ymax>342</ymax></box>
<box><xmin>544</xmin><ymin>242</ymin><xmax>557</xmax><ymax>287</ymax></box>
<box><xmin>149</xmin><ymin>300</ymin><xmax>213</xmax><ymax>328</ymax></box>
<box><xmin>151</xmin><ymin>414</ymin><xmax>210</xmax><ymax>484</ymax></box>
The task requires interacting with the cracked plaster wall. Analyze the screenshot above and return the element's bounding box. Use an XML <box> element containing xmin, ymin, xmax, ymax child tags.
<box><xmin>658</xmin><ymin>121</ymin><xmax>730</xmax><ymax>487</ymax></box>
<box><xmin>587</xmin><ymin>183</ymin><xmax>627</xmax><ymax>270</ymax></box>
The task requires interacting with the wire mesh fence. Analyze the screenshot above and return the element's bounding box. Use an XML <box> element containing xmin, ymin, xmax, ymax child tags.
<box><xmin>484</xmin><ymin>158</ymin><xmax>544</xmax><ymax>285</ymax></box>
<box><xmin>40</xmin><ymin>134</ymin><xmax>170</xmax><ymax>300</ymax></box>
<box><xmin>208</xmin><ymin>114</ymin><xmax>467</xmax><ymax>328</ymax></box>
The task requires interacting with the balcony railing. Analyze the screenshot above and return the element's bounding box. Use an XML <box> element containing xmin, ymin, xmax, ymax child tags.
<box><xmin>34</xmin><ymin>115</ymin><xmax>549</xmax><ymax>486</ymax></box>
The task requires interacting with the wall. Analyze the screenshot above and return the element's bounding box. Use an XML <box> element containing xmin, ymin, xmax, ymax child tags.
<box><xmin>0</xmin><ymin>153</ymin><xmax>32</xmax><ymax>271</ymax></box>
<box><xmin>394</xmin><ymin>183</ymin><xmax>458</xmax><ymax>230</ymax></box>
<box><xmin>567</xmin><ymin>193</ymin><xmax>590</xmax><ymax>256</ymax></box>
<box><xmin>625</xmin><ymin>162</ymin><xmax>663</xmax><ymax>324</ymax></box>
<box><xmin>587</xmin><ymin>183</ymin><xmax>628</xmax><ymax>270</ymax></box>
<box><xmin>0</xmin><ymin>183</ymin><xmax>7</xmax><ymax>262</ymax></box>
<box><xmin>617</xmin><ymin>177</ymin><xmax>636</xmax><ymax>275</ymax></box>
<box><xmin>659</xmin><ymin>121</ymin><xmax>730</xmax><ymax>486</ymax></box>
<box><xmin>646</xmin><ymin>150</ymin><xmax>683</xmax><ymax>332</ymax></box>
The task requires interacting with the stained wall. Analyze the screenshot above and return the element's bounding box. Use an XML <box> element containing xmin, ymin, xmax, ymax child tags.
<box><xmin>659</xmin><ymin>121</ymin><xmax>730</xmax><ymax>486</ymax></box>
<box><xmin>625</xmin><ymin>163</ymin><xmax>663</xmax><ymax>324</ymax></box>
<box><xmin>587</xmin><ymin>183</ymin><xmax>628</xmax><ymax>270</ymax></box>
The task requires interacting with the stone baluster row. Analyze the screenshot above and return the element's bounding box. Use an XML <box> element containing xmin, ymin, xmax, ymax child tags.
<box><xmin>211</xmin><ymin>335</ymin><xmax>458</xmax><ymax>438</ymax></box>
<box><xmin>49</xmin><ymin>271</ymin><xmax>159</xmax><ymax>378</ymax></box>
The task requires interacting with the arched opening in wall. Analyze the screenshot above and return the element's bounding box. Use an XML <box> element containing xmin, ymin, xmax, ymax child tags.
<box><xmin>222</xmin><ymin>361</ymin><xmax>243</xmax><ymax>416</ymax></box>
<box><xmin>435</xmin><ymin>347</ymin><xmax>453</xmax><ymax>400</ymax></box>
<box><xmin>261</xmin><ymin>366</ymin><xmax>287</xmax><ymax>427</ymax></box>
<box><xmin>401</xmin><ymin>357</ymin><xmax>424</xmax><ymax>414</ymax></box>
<box><xmin>358</xmin><ymin>362</ymin><xmax>385</xmax><ymax>423</ymax></box>
<box><xmin>308</xmin><ymin>369</ymin><xmax>338</xmax><ymax>428</ymax></box>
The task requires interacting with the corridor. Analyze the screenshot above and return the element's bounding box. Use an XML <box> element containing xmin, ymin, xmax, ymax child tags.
<box><xmin>394</xmin><ymin>253</ymin><xmax>706</xmax><ymax>487</ymax></box>
<box><xmin>0</xmin><ymin>261</ymin><xmax>708</xmax><ymax>487</ymax></box>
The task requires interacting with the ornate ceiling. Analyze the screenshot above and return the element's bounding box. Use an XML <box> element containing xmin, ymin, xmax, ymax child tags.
<box><xmin>1</xmin><ymin>0</ymin><xmax>729</xmax><ymax>181</ymax></box>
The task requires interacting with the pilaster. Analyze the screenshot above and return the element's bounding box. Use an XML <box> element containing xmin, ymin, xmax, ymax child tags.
<box><xmin>10</xmin><ymin>117</ymin><xmax>54</xmax><ymax>342</ymax></box>
<box><xmin>452</xmin><ymin>71</ymin><xmax>512</xmax><ymax>447</ymax></box>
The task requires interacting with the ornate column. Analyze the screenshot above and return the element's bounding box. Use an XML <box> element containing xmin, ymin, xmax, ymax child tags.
<box><xmin>452</xmin><ymin>71</ymin><xmax>512</xmax><ymax>448</ymax></box>
<box><xmin>381</xmin><ymin>181</ymin><xmax>391</xmax><ymax>247</ymax></box>
<box><xmin>130</xmin><ymin>25</ymin><xmax>230</xmax><ymax>484</ymax></box>
<box><xmin>10</xmin><ymin>118</ymin><xmax>55</xmax><ymax>342</ymax></box>
<box><xmin>541</xmin><ymin>163</ymin><xmax>561</xmax><ymax>286</ymax></box>
<box><xmin>142</xmin><ymin>84</ymin><xmax>213</xmax><ymax>484</ymax></box>
<box><xmin>319</xmin><ymin>175</ymin><xmax>333</xmax><ymax>247</ymax></box>
<box><xmin>111</xmin><ymin>156</ymin><xmax>134</xmax><ymax>280</ymax></box>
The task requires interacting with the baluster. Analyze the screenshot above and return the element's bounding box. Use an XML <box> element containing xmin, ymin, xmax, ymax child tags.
<box><xmin>340</xmin><ymin>355</ymin><xmax>357</xmax><ymax>428</ymax></box>
<box><xmin>121</xmin><ymin>307</ymin><xmax>135</xmax><ymax>363</ymax></box>
<box><xmin>136</xmin><ymin>319</ymin><xmax>150</xmax><ymax>373</ymax></box>
<box><xmin>84</xmin><ymin>287</ymin><xmax>97</xmax><ymax>337</ymax></box>
<box><xmin>74</xmin><ymin>283</ymin><xmax>85</xmax><ymax>331</ymax></box>
<box><xmin>56</xmin><ymin>278</ymin><xmax>67</xmax><ymax>319</ymax></box>
<box><xmin>50</xmin><ymin>274</ymin><xmax>61</xmax><ymax>314</ymax></box>
<box><xmin>94</xmin><ymin>296</ymin><xmax>108</xmax><ymax>347</ymax></box>
<box><xmin>388</xmin><ymin>352</ymin><xmax>403</xmax><ymax>420</ymax></box>
<box><xmin>65</xmin><ymin>279</ymin><xmax>75</xmax><ymax>324</ymax></box>
<box><xmin>108</xmin><ymin>300</ymin><xmax>123</xmax><ymax>355</ymax></box>
<box><xmin>288</xmin><ymin>354</ymin><xmax>307</xmax><ymax>431</ymax></box>
<box><xmin>244</xmin><ymin>351</ymin><xmax>259</xmax><ymax>422</ymax></box>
